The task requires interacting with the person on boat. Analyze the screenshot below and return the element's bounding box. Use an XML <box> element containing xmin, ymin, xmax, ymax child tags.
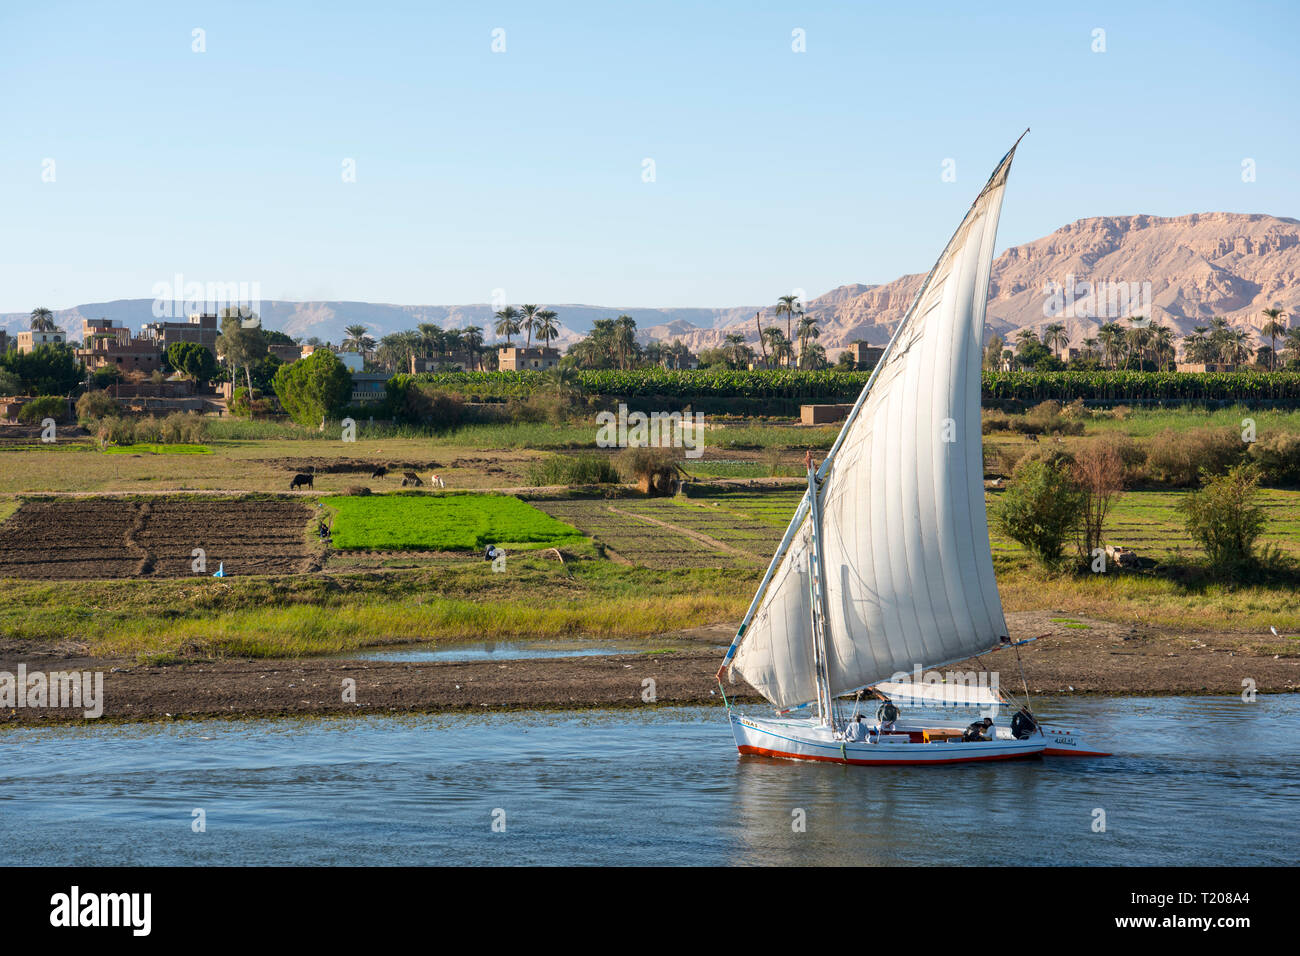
<box><xmin>842</xmin><ymin>715</ymin><xmax>870</xmax><ymax>742</ymax></box>
<box><xmin>962</xmin><ymin>717</ymin><xmax>995</xmax><ymax>742</ymax></box>
<box><xmin>1011</xmin><ymin>706</ymin><xmax>1039</xmax><ymax>740</ymax></box>
<box><xmin>876</xmin><ymin>700</ymin><xmax>900</xmax><ymax>733</ymax></box>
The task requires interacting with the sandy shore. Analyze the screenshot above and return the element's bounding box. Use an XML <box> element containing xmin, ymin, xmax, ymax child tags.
<box><xmin>1</xmin><ymin>612</ymin><xmax>1296</xmax><ymax>726</ymax></box>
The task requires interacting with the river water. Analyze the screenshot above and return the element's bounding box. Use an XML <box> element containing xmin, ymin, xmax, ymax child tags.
<box><xmin>2</xmin><ymin>695</ymin><xmax>1295</xmax><ymax>865</ymax></box>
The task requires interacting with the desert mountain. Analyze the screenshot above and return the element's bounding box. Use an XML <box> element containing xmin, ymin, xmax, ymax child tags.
<box><xmin>645</xmin><ymin>213</ymin><xmax>1300</xmax><ymax>356</ymax></box>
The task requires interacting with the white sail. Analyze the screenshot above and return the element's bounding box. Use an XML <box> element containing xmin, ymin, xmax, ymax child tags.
<box><xmin>730</xmin><ymin>141</ymin><xmax>1018</xmax><ymax>710</ymax></box>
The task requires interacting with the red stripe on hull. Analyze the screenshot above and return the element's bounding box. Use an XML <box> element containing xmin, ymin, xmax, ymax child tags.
<box><xmin>737</xmin><ymin>744</ymin><xmax>1044</xmax><ymax>766</ymax></box>
<box><xmin>1043</xmin><ymin>747</ymin><xmax>1111</xmax><ymax>757</ymax></box>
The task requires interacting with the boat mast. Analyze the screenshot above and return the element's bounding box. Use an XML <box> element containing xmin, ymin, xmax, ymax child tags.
<box><xmin>804</xmin><ymin>459</ymin><xmax>835</xmax><ymax>727</ymax></box>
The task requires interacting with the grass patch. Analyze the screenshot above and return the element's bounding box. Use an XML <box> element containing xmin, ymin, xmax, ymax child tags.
<box><xmin>0</xmin><ymin>558</ymin><xmax>757</xmax><ymax>660</ymax></box>
<box><xmin>0</xmin><ymin>498</ymin><xmax>21</xmax><ymax>525</ymax></box>
<box><xmin>103</xmin><ymin>444</ymin><xmax>211</xmax><ymax>455</ymax></box>
<box><xmin>682</xmin><ymin>460</ymin><xmax>803</xmax><ymax>478</ymax></box>
<box><xmin>325</xmin><ymin>492</ymin><xmax>585</xmax><ymax>551</ymax></box>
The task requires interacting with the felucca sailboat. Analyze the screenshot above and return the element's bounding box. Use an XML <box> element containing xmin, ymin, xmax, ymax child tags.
<box><xmin>716</xmin><ymin>134</ymin><xmax>1106</xmax><ymax>765</ymax></box>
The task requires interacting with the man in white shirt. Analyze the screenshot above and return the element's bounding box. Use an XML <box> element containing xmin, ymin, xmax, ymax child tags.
<box><xmin>842</xmin><ymin>715</ymin><xmax>870</xmax><ymax>742</ymax></box>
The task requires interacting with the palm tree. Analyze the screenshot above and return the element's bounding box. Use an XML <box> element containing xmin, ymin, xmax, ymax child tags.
<box><xmin>1124</xmin><ymin>321</ymin><xmax>1152</xmax><ymax>370</ymax></box>
<box><xmin>1097</xmin><ymin>322</ymin><xmax>1124</xmax><ymax>369</ymax></box>
<box><xmin>1042</xmin><ymin>322</ymin><xmax>1068</xmax><ymax>361</ymax></box>
<box><xmin>1151</xmin><ymin>324</ymin><xmax>1175</xmax><ymax>371</ymax></box>
<box><xmin>462</xmin><ymin>325</ymin><xmax>484</xmax><ymax>370</ymax></box>
<box><xmin>534</xmin><ymin>310</ymin><xmax>559</xmax><ymax>350</ymax></box>
<box><xmin>1207</xmin><ymin>317</ymin><xmax>1233</xmax><ymax>365</ymax></box>
<box><xmin>1227</xmin><ymin>328</ymin><xmax>1254</xmax><ymax>366</ymax></box>
<box><xmin>1283</xmin><ymin>327</ymin><xmax>1300</xmax><ymax>369</ymax></box>
<box><xmin>342</xmin><ymin>324</ymin><xmax>374</xmax><ymax>352</ymax></box>
<box><xmin>1260</xmin><ymin>308</ymin><xmax>1288</xmax><ymax>371</ymax></box>
<box><xmin>613</xmin><ymin>315</ymin><xmax>638</xmax><ymax>369</ymax></box>
<box><xmin>417</xmin><ymin>323</ymin><xmax>444</xmax><ymax>358</ymax></box>
<box><xmin>494</xmin><ymin>306</ymin><xmax>521</xmax><ymax>346</ymax></box>
<box><xmin>519</xmin><ymin>304</ymin><xmax>541</xmax><ymax>348</ymax></box>
<box><xmin>29</xmin><ymin>307</ymin><xmax>56</xmax><ymax>332</ymax></box>
<box><xmin>723</xmin><ymin>333</ymin><xmax>746</xmax><ymax>369</ymax></box>
<box><xmin>774</xmin><ymin>295</ymin><xmax>803</xmax><ymax>368</ymax></box>
<box><xmin>796</xmin><ymin>314</ymin><xmax>820</xmax><ymax>368</ymax></box>
<box><xmin>760</xmin><ymin>327</ymin><xmax>785</xmax><ymax>369</ymax></box>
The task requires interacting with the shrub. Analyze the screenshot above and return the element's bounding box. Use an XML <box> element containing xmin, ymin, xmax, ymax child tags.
<box><xmin>90</xmin><ymin>366</ymin><xmax>123</xmax><ymax>389</ymax></box>
<box><xmin>229</xmin><ymin>387</ymin><xmax>272</xmax><ymax>418</ymax></box>
<box><xmin>17</xmin><ymin>394</ymin><xmax>69</xmax><ymax>423</ymax></box>
<box><xmin>272</xmin><ymin>350</ymin><xmax>353</xmax><ymax>428</ymax></box>
<box><xmin>526</xmin><ymin>453</ymin><xmax>621</xmax><ymax>486</ymax></box>
<box><xmin>76</xmin><ymin>390</ymin><xmax>120</xmax><ymax>423</ymax></box>
<box><xmin>0</xmin><ymin>343</ymin><xmax>81</xmax><ymax>395</ymax></box>
<box><xmin>981</xmin><ymin>410</ymin><xmax>1012</xmax><ymax>434</ymax></box>
<box><xmin>387</xmin><ymin>377</ymin><xmax>468</xmax><ymax>430</ymax></box>
<box><xmin>1145</xmin><ymin>427</ymin><xmax>1245</xmax><ymax>487</ymax></box>
<box><xmin>619</xmin><ymin>446</ymin><xmax>681</xmax><ymax>495</ymax></box>
<box><xmin>993</xmin><ymin>454</ymin><xmax>1085</xmax><ymax>569</ymax></box>
<box><xmin>166</xmin><ymin>341</ymin><xmax>218</xmax><ymax>384</ymax></box>
<box><xmin>1249</xmin><ymin>432</ymin><xmax>1300</xmax><ymax>486</ymax></box>
<box><xmin>158</xmin><ymin>412</ymin><xmax>207</xmax><ymax>444</ymax></box>
<box><xmin>1179</xmin><ymin>464</ymin><xmax>1268</xmax><ymax>570</ymax></box>
<box><xmin>0</xmin><ymin>369</ymin><xmax>23</xmax><ymax>396</ymax></box>
<box><xmin>1072</xmin><ymin>441</ymin><xmax>1125</xmax><ymax>560</ymax></box>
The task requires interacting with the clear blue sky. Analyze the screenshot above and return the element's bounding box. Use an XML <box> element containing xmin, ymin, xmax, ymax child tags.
<box><xmin>2</xmin><ymin>0</ymin><xmax>1296</xmax><ymax>313</ymax></box>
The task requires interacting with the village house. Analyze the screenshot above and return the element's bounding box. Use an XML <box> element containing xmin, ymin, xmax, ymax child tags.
<box><xmin>140</xmin><ymin>312</ymin><xmax>219</xmax><ymax>353</ymax></box>
<box><xmin>498</xmin><ymin>346</ymin><xmax>561</xmax><ymax>371</ymax></box>
<box><xmin>16</xmin><ymin>328</ymin><xmax>67</xmax><ymax>353</ymax></box>
<box><xmin>1175</xmin><ymin>362</ymin><xmax>1236</xmax><ymax>373</ymax></box>
<box><xmin>350</xmin><ymin>371</ymin><xmax>389</xmax><ymax>405</ymax></box>
<box><xmin>410</xmin><ymin>352</ymin><xmax>474</xmax><ymax>373</ymax></box>
<box><xmin>847</xmin><ymin>342</ymin><xmax>885</xmax><ymax>370</ymax></box>
<box><xmin>76</xmin><ymin>321</ymin><xmax>163</xmax><ymax>374</ymax></box>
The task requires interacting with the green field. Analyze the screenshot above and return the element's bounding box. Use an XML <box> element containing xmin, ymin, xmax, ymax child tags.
<box><xmin>325</xmin><ymin>492</ymin><xmax>584</xmax><ymax>551</ymax></box>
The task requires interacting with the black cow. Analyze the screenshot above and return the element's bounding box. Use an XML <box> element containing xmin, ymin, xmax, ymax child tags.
<box><xmin>370</xmin><ymin>466</ymin><xmax>388</xmax><ymax>479</ymax></box>
<box><xmin>290</xmin><ymin>473</ymin><xmax>314</xmax><ymax>490</ymax></box>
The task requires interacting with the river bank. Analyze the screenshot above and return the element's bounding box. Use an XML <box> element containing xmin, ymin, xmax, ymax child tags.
<box><xmin>2</xmin><ymin>612</ymin><xmax>1296</xmax><ymax>726</ymax></box>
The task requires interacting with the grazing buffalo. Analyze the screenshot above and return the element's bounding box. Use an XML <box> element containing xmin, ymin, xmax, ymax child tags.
<box><xmin>370</xmin><ymin>466</ymin><xmax>388</xmax><ymax>479</ymax></box>
<box><xmin>401</xmin><ymin>471</ymin><xmax>423</xmax><ymax>487</ymax></box>
<box><xmin>290</xmin><ymin>473</ymin><xmax>314</xmax><ymax>490</ymax></box>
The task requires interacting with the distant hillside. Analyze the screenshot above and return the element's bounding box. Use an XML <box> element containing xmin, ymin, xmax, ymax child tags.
<box><xmin>6</xmin><ymin>212</ymin><xmax>1297</xmax><ymax>357</ymax></box>
<box><xmin>654</xmin><ymin>212</ymin><xmax>1300</xmax><ymax>355</ymax></box>
<box><xmin>0</xmin><ymin>300</ymin><xmax>761</xmax><ymax>349</ymax></box>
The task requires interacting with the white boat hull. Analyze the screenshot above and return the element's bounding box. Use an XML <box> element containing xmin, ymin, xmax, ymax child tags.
<box><xmin>730</xmin><ymin>713</ymin><xmax>1047</xmax><ymax>766</ymax></box>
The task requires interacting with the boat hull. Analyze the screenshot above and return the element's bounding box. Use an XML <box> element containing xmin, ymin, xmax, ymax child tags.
<box><xmin>730</xmin><ymin>713</ymin><xmax>1046</xmax><ymax>766</ymax></box>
